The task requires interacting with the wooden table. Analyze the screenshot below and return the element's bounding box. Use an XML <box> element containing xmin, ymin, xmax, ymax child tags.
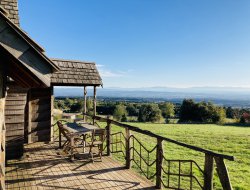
<box><xmin>58</xmin><ymin>121</ymin><xmax>99</xmax><ymax>160</ymax></box>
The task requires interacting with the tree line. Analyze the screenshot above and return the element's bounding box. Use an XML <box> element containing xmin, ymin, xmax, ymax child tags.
<box><xmin>54</xmin><ymin>97</ymin><xmax>250</xmax><ymax>124</ymax></box>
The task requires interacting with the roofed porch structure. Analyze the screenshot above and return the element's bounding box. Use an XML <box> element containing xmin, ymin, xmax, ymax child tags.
<box><xmin>51</xmin><ymin>59</ymin><xmax>103</xmax><ymax>128</ymax></box>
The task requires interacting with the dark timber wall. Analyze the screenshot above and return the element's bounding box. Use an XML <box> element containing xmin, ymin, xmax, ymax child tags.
<box><xmin>28</xmin><ymin>88</ymin><xmax>51</xmax><ymax>143</ymax></box>
<box><xmin>5</xmin><ymin>84</ymin><xmax>52</xmax><ymax>159</ymax></box>
<box><xmin>5</xmin><ymin>83</ymin><xmax>28</xmax><ymax>159</ymax></box>
<box><xmin>0</xmin><ymin>65</ymin><xmax>6</xmax><ymax>190</ymax></box>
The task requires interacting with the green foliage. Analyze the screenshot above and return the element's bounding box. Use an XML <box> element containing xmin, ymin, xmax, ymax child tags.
<box><xmin>86</xmin><ymin>98</ymin><xmax>93</xmax><ymax>111</ymax></box>
<box><xmin>97</xmin><ymin>102</ymin><xmax>116</xmax><ymax>115</ymax></box>
<box><xmin>64</xmin><ymin>98</ymin><xmax>74</xmax><ymax>108</ymax></box>
<box><xmin>70</xmin><ymin>100</ymin><xmax>83</xmax><ymax>113</ymax></box>
<box><xmin>179</xmin><ymin>99</ymin><xmax>226</xmax><ymax>123</ymax></box>
<box><xmin>226</xmin><ymin>107</ymin><xmax>242</xmax><ymax>119</ymax></box>
<box><xmin>121</xmin><ymin>114</ymin><xmax>128</xmax><ymax>122</ymax></box>
<box><xmin>159</xmin><ymin>102</ymin><xmax>175</xmax><ymax>118</ymax></box>
<box><xmin>113</xmin><ymin>104</ymin><xmax>128</xmax><ymax>121</ymax></box>
<box><xmin>126</xmin><ymin>103</ymin><xmax>139</xmax><ymax>116</ymax></box>
<box><xmin>138</xmin><ymin>104</ymin><xmax>163</xmax><ymax>123</ymax></box>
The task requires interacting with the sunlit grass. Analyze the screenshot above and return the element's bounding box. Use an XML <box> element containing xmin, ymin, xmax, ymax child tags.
<box><xmin>97</xmin><ymin>122</ymin><xmax>250</xmax><ymax>190</ymax></box>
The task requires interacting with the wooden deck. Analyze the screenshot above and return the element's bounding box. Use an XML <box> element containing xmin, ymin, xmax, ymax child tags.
<box><xmin>5</xmin><ymin>142</ymin><xmax>155</xmax><ymax>190</ymax></box>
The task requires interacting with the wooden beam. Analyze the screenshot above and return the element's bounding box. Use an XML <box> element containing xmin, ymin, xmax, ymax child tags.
<box><xmin>106</xmin><ymin>116</ymin><xmax>111</xmax><ymax>156</ymax></box>
<box><xmin>204</xmin><ymin>154</ymin><xmax>214</xmax><ymax>190</ymax></box>
<box><xmin>83</xmin><ymin>86</ymin><xmax>87</xmax><ymax>122</ymax></box>
<box><xmin>215</xmin><ymin>157</ymin><xmax>233</xmax><ymax>190</ymax></box>
<box><xmin>93</xmin><ymin>86</ymin><xmax>97</xmax><ymax>125</ymax></box>
<box><xmin>50</xmin><ymin>86</ymin><xmax>54</xmax><ymax>142</ymax></box>
<box><xmin>156</xmin><ymin>138</ymin><xmax>163</xmax><ymax>189</ymax></box>
<box><xmin>125</xmin><ymin>127</ymin><xmax>131</xmax><ymax>169</ymax></box>
<box><xmin>27</xmin><ymin>90</ymin><xmax>32</xmax><ymax>144</ymax></box>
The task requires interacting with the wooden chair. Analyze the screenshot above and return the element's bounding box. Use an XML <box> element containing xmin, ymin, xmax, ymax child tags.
<box><xmin>87</xmin><ymin>128</ymin><xmax>106</xmax><ymax>162</ymax></box>
<box><xmin>57</xmin><ymin>121</ymin><xmax>83</xmax><ymax>160</ymax></box>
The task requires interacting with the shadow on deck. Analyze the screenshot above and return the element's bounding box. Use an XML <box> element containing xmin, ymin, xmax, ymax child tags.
<box><xmin>5</xmin><ymin>142</ymin><xmax>155</xmax><ymax>190</ymax></box>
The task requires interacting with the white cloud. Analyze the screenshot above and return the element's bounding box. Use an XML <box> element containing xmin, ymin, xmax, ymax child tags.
<box><xmin>99</xmin><ymin>70</ymin><xmax>123</xmax><ymax>77</ymax></box>
<box><xmin>97</xmin><ymin>64</ymin><xmax>130</xmax><ymax>78</ymax></box>
<box><xmin>96</xmin><ymin>64</ymin><xmax>104</xmax><ymax>68</ymax></box>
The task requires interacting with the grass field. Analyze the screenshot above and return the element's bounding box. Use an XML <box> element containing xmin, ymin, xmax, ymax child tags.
<box><xmin>97</xmin><ymin>122</ymin><xmax>250</xmax><ymax>190</ymax></box>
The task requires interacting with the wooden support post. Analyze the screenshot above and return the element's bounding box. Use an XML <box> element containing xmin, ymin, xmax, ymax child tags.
<box><xmin>83</xmin><ymin>86</ymin><xmax>87</xmax><ymax>122</ymax></box>
<box><xmin>125</xmin><ymin>127</ymin><xmax>131</xmax><ymax>169</ymax></box>
<box><xmin>204</xmin><ymin>154</ymin><xmax>214</xmax><ymax>190</ymax></box>
<box><xmin>156</xmin><ymin>138</ymin><xmax>163</xmax><ymax>189</ymax></box>
<box><xmin>214</xmin><ymin>157</ymin><xmax>233</xmax><ymax>190</ymax></box>
<box><xmin>106</xmin><ymin>116</ymin><xmax>111</xmax><ymax>156</ymax></box>
<box><xmin>59</xmin><ymin>125</ymin><xmax>62</xmax><ymax>148</ymax></box>
<box><xmin>93</xmin><ymin>86</ymin><xmax>97</xmax><ymax>125</ymax></box>
<box><xmin>50</xmin><ymin>86</ymin><xmax>54</xmax><ymax>142</ymax></box>
<box><xmin>27</xmin><ymin>90</ymin><xmax>32</xmax><ymax>144</ymax></box>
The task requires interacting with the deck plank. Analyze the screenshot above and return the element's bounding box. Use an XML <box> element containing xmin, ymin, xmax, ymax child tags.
<box><xmin>6</xmin><ymin>142</ymin><xmax>155</xmax><ymax>190</ymax></box>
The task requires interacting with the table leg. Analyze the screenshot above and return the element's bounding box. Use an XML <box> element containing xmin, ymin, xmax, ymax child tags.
<box><xmin>70</xmin><ymin>137</ymin><xmax>75</xmax><ymax>161</ymax></box>
<box><xmin>83</xmin><ymin>135</ymin><xmax>86</xmax><ymax>153</ymax></box>
<box><xmin>59</xmin><ymin>128</ymin><xmax>62</xmax><ymax>148</ymax></box>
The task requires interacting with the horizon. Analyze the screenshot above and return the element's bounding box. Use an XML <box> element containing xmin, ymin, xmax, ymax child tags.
<box><xmin>54</xmin><ymin>85</ymin><xmax>250</xmax><ymax>90</ymax></box>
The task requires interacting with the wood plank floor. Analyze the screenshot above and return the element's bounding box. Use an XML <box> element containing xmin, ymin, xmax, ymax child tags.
<box><xmin>5</xmin><ymin>142</ymin><xmax>155</xmax><ymax>190</ymax></box>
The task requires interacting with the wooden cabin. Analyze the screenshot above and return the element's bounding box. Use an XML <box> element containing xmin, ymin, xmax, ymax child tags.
<box><xmin>0</xmin><ymin>0</ymin><xmax>103</xmax><ymax>188</ymax></box>
<box><xmin>0</xmin><ymin>0</ymin><xmax>56</xmax><ymax>187</ymax></box>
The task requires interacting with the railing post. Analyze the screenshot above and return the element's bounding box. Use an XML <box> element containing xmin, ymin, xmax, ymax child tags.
<box><xmin>106</xmin><ymin>116</ymin><xmax>111</xmax><ymax>156</ymax></box>
<box><xmin>214</xmin><ymin>157</ymin><xmax>233</xmax><ymax>190</ymax></box>
<box><xmin>156</xmin><ymin>138</ymin><xmax>163</xmax><ymax>189</ymax></box>
<box><xmin>125</xmin><ymin>127</ymin><xmax>131</xmax><ymax>169</ymax></box>
<box><xmin>204</xmin><ymin>154</ymin><xmax>214</xmax><ymax>190</ymax></box>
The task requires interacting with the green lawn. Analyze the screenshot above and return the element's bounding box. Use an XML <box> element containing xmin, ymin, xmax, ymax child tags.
<box><xmin>98</xmin><ymin>122</ymin><xmax>250</xmax><ymax>190</ymax></box>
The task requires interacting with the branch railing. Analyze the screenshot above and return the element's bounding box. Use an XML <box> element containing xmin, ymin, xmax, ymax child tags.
<box><xmin>85</xmin><ymin>114</ymin><xmax>234</xmax><ymax>190</ymax></box>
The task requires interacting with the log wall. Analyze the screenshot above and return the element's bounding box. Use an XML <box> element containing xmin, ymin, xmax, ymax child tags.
<box><xmin>0</xmin><ymin>65</ymin><xmax>6</xmax><ymax>190</ymax></box>
<box><xmin>5</xmin><ymin>84</ymin><xmax>52</xmax><ymax>160</ymax></box>
<box><xmin>28</xmin><ymin>88</ymin><xmax>51</xmax><ymax>143</ymax></box>
<box><xmin>5</xmin><ymin>83</ymin><xmax>28</xmax><ymax>159</ymax></box>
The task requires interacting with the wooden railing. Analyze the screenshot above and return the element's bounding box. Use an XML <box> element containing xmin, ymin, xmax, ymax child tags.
<box><xmin>86</xmin><ymin>114</ymin><xmax>234</xmax><ymax>190</ymax></box>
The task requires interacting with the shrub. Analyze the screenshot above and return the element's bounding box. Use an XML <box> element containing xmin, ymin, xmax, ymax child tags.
<box><xmin>113</xmin><ymin>104</ymin><xmax>128</xmax><ymax>121</ymax></box>
<box><xmin>138</xmin><ymin>104</ymin><xmax>163</xmax><ymax>123</ymax></box>
<box><xmin>240</xmin><ymin>113</ymin><xmax>250</xmax><ymax>123</ymax></box>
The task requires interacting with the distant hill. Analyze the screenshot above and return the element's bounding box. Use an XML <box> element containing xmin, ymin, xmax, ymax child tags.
<box><xmin>54</xmin><ymin>87</ymin><xmax>250</xmax><ymax>108</ymax></box>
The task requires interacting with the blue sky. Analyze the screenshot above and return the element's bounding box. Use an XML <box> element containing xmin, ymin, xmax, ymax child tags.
<box><xmin>19</xmin><ymin>0</ymin><xmax>250</xmax><ymax>88</ymax></box>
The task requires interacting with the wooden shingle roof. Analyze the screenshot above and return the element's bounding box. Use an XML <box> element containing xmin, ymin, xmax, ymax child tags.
<box><xmin>51</xmin><ymin>59</ymin><xmax>103</xmax><ymax>86</ymax></box>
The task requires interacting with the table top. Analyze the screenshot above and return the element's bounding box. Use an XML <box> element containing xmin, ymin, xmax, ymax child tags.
<box><xmin>64</xmin><ymin>122</ymin><xmax>99</xmax><ymax>135</ymax></box>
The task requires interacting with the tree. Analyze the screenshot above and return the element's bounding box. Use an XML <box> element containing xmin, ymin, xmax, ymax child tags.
<box><xmin>138</xmin><ymin>104</ymin><xmax>162</xmax><ymax>123</ymax></box>
<box><xmin>86</xmin><ymin>98</ymin><xmax>94</xmax><ymax>115</ymax></box>
<box><xmin>113</xmin><ymin>104</ymin><xmax>128</xmax><ymax>121</ymax></box>
<box><xmin>159</xmin><ymin>102</ymin><xmax>175</xmax><ymax>118</ymax></box>
<box><xmin>179</xmin><ymin>99</ymin><xmax>226</xmax><ymax>124</ymax></box>
<box><xmin>70</xmin><ymin>100</ymin><xmax>83</xmax><ymax>113</ymax></box>
<box><xmin>55</xmin><ymin>100</ymin><xmax>65</xmax><ymax>110</ymax></box>
<box><xmin>240</xmin><ymin>113</ymin><xmax>250</xmax><ymax>123</ymax></box>
<box><xmin>126</xmin><ymin>104</ymin><xmax>138</xmax><ymax>116</ymax></box>
<box><xmin>179</xmin><ymin>99</ymin><xmax>197</xmax><ymax>122</ymax></box>
<box><xmin>64</xmin><ymin>98</ymin><xmax>74</xmax><ymax>109</ymax></box>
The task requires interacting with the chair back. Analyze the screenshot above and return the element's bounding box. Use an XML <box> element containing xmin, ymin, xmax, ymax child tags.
<box><xmin>57</xmin><ymin>121</ymin><xmax>71</xmax><ymax>141</ymax></box>
<box><xmin>91</xmin><ymin>128</ymin><xmax>106</xmax><ymax>142</ymax></box>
